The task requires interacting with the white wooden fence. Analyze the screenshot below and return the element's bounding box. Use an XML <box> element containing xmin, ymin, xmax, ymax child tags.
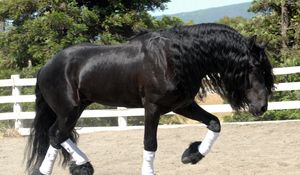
<box><xmin>0</xmin><ymin>66</ymin><xmax>299</xmax><ymax>134</ymax></box>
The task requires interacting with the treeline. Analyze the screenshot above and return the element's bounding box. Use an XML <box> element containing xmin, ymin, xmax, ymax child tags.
<box><xmin>0</xmin><ymin>0</ymin><xmax>299</xmax><ymax>124</ymax></box>
<box><xmin>0</xmin><ymin>0</ymin><xmax>184</xmax><ymax>72</ymax></box>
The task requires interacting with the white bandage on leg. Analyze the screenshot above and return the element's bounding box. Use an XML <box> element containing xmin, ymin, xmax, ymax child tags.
<box><xmin>39</xmin><ymin>145</ymin><xmax>58</xmax><ymax>175</ymax></box>
<box><xmin>198</xmin><ymin>130</ymin><xmax>219</xmax><ymax>156</ymax></box>
<box><xmin>142</xmin><ymin>150</ymin><xmax>155</xmax><ymax>175</ymax></box>
<box><xmin>61</xmin><ymin>138</ymin><xmax>89</xmax><ymax>165</ymax></box>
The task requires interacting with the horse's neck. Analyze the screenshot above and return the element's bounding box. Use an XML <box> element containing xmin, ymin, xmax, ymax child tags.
<box><xmin>168</xmin><ymin>33</ymin><xmax>244</xmax><ymax>86</ymax></box>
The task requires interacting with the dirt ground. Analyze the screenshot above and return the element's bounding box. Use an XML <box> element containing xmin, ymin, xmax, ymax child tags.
<box><xmin>0</xmin><ymin>121</ymin><xmax>300</xmax><ymax>175</ymax></box>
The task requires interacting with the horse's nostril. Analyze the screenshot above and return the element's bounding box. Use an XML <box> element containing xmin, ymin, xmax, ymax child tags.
<box><xmin>261</xmin><ymin>105</ymin><xmax>267</xmax><ymax>113</ymax></box>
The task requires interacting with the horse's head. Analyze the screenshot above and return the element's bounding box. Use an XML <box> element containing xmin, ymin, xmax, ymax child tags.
<box><xmin>194</xmin><ymin>28</ymin><xmax>275</xmax><ymax>116</ymax></box>
<box><xmin>217</xmin><ymin>36</ymin><xmax>274</xmax><ymax>116</ymax></box>
<box><xmin>245</xmin><ymin>65</ymin><xmax>269</xmax><ymax>116</ymax></box>
<box><xmin>244</xmin><ymin>36</ymin><xmax>274</xmax><ymax>116</ymax></box>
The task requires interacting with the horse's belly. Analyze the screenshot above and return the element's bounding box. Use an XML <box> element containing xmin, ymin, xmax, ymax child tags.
<box><xmin>80</xmin><ymin>81</ymin><xmax>143</xmax><ymax>108</ymax></box>
<box><xmin>94</xmin><ymin>97</ymin><xmax>143</xmax><ymax>108</ymax></box>
<box><xmin>95</xmin><ymin>91</ymin><xmax>143</xmax><ymax>107</ymax></box>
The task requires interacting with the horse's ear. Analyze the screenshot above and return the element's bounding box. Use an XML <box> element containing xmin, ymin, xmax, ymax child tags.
<box><xmin>248</xmin><ymin>35</ymin><xmax>257</xmax><ymax>49</ymax></box>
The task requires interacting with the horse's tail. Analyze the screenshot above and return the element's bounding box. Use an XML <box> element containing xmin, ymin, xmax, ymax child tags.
<box><xmin>25</xmin><ymin>71</ymin><xmax>78</xmax><ymax>172</ymax></box>
<box><xmin>25</xmin><ymin>73</ymin><xmax>57</xmax><ymax>171</ymax></box>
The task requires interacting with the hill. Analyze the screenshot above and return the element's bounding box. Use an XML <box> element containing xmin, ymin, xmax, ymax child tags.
<box><xmin>157</xmin><ymin>2</ymin><xmax>255</xmax><ymax>23</ymax></box>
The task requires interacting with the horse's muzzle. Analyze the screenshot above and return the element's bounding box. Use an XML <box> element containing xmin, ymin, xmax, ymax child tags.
<box><xmin>249</xmin><ymin>104</ymin><xmax>268</xmax><ymax>117</ymax></box>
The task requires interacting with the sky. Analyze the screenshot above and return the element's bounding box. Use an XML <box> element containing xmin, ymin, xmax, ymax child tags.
<box><xmin>149</xmin><ymin>0</ymin><xmax>252</xmax><ymax>16</ymax></box>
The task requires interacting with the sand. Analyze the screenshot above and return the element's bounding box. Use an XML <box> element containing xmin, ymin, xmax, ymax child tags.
<box><xmin>0</xmin><ymin>121</ymin><xmax>300</xmax><ymax>175</ymax></box>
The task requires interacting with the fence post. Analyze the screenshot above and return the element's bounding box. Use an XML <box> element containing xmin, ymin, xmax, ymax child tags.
<box><xmin>11</xmin><ymin>74</ymin><xmax>23</xmax><ymax>129</ymax></box>
<box><xmin>117</xmin><ymin>107</ymin><xmax>128</xmax><ymax>128</ymax></box>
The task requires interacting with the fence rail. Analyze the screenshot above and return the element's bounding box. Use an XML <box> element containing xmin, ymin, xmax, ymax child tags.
<box><xmin>0</xmin><ymin>66</ymin><xmax>299</xmax><ymax>133</ymax></box>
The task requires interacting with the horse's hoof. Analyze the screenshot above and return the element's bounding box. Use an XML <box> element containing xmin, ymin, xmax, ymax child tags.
<box><xmin>181</xmin><ymin>141</ymin><xmax>204</xmax><ymax>164</ymax></box>
<box><xmin>31</xmin><ymin>169</ymin><xmax>44</xmax><ymax>175</ymax></box>
<box><xmin>69</xmin><ymin>161</ymin><xmax>94</xmax><ymax>175</ymax></box>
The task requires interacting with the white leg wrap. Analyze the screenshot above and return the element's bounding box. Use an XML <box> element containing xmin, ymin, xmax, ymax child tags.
<box><xmin>198</xmin><ymin>130</ymin><xmax>219</xmax><ymax>156</ymax></box>
<box><xmin>61</xmin><ymin>138</ymin><xmax>89</xmax><ymax>165</ymax></box>
<box><xmin>142</xmin><ymin>150</ymin><xmax>155</xmax><ymax>175</ymax></box>
<box><xmin>39</xmin><ymin>145</ymin><xmax>58</xmax><ymax>175</ymax></box>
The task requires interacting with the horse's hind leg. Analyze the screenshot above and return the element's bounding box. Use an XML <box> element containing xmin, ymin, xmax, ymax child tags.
<box><xmin>39</xmin><ymin>103</ymin><xmax>94</xmax><ymax>175</ymax></box>
<box><xmin>174</xmin><ymin>101</ymin><xmax>221</xmax><ymax>164</ymax></box>
<box><xmin>54</xmin><ymin>106</ymin><xmax>94</xmax><ymax>175</ymax></box>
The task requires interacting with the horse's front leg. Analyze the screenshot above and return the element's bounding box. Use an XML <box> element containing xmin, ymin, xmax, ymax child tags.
<box><xmin>174</xmin><ymin>101</ymin><xmax>221</xmax><ymax>164</ymax></box>
<box><xmin>142</xmin><ymin>103</ymin><xmax>160</xmax><ymax>175</ymax></box>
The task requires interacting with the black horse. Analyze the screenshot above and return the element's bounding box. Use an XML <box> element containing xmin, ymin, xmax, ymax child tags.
<box><xmin>26</xmin><ymin>23</ymin><xmax>274</xmax><ymax>175</ymax></box>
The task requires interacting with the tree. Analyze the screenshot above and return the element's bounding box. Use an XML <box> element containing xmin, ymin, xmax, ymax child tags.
<box><xmin>220</xmin><ymin>0</ymin><xmax>300</xmax><ymax>67</ymax></box>
<box><xmin>281</xmin><ymin>0</ymin><xmax>290</xmax><ymax>49</ymax></box>
<box><xmin>0</xmin><ymin>0</ymin><xmax>184</xmax><ymax>69</ymax></box>
<box><xmin>248</xmin><ymin>0</ymin><xmax>300</xmax><ymax>63</ymax></box>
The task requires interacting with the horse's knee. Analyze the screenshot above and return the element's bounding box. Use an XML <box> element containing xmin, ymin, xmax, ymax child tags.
<box><xmin>48</xmin><ymin>119</ymin><xmax>75</xmax><ymax>148</ymax></box>
<box><xmin>48</xmin><ymin>129</ymin><xmax>70</xmax><ymax>149</ymax></box>
<box><xmin>207</xmin><ymin>118</ymin><xmax>221</xmax><ymax>133</ymax></box>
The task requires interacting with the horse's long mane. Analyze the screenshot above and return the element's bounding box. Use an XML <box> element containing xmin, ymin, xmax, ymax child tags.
<box><xmin>132</xmin><ymin>23</ymin><xmax>275</xmax><ymax>109</ymax></box>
